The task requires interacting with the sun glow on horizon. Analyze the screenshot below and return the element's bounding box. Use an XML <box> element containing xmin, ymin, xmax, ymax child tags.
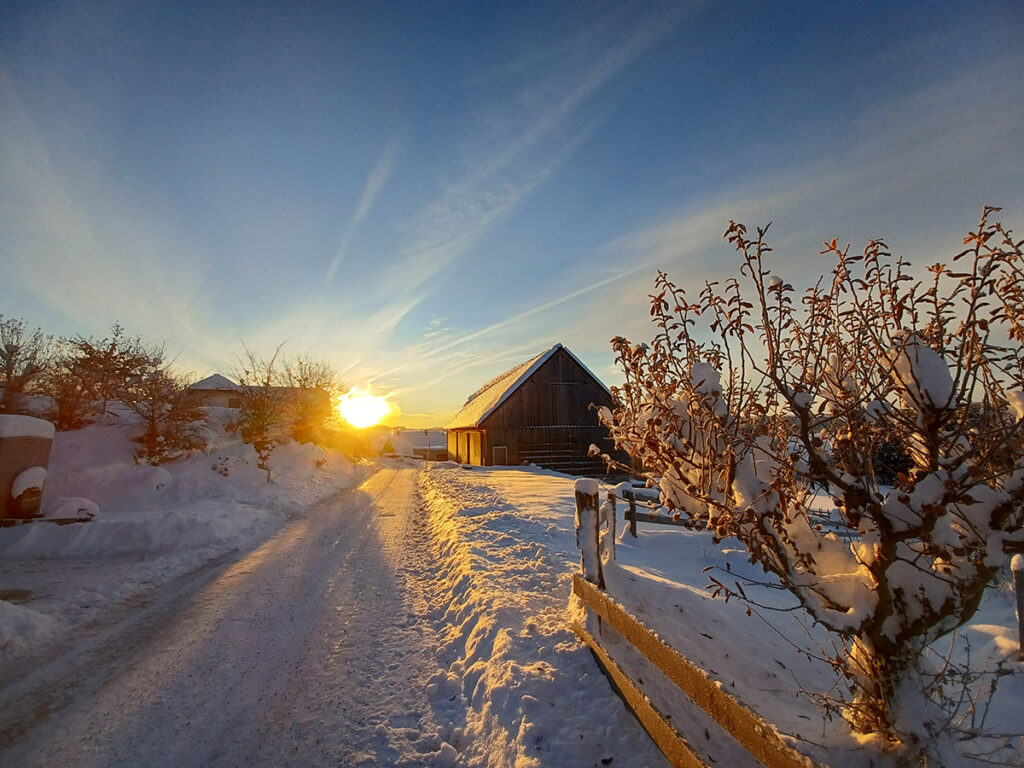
<box><xmin>337</xmin><ymin>387</ymin><xmax>392</xmax><ymax>428</ymax></box>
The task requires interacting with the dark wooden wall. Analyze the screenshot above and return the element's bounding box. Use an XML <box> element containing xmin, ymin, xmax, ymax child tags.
<box><xmin>447</xmin><ymin>348</ymin><xmax>626</xmax><ymax>474</ymax></box>
<box><xmin>481</xmin><ymin>348</ymin><xmax>610</xmax><ymax>429</ymax></box>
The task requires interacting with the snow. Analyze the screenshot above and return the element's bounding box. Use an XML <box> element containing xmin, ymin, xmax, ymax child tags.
<box><xmin>1009</xmin><ymin>390</ymin><xmax>1024</xmax><ymax>421</ymax></box>
<box><xmin>11</xmin><ymin>466</ymin><xmax>46</xmax><ymax>498</ymax></box>
<box><xmin>2</xmin><ymin>411</ymin><xmax>1021</xmax><ymax>767</ymax></box>
<box><xmin>422</xmin><ymin>465</ymin><xmax>1024</xmax><ymax>768</ymax></box>
<box><xmin>0</xmin><ymin>414</ymin><xmax>55</xmax><ymax>439</ymax></box>
<box><xmin>0</xmin><ymin>599</ymin><xmax>60</xmax><ymax>657</ymax></box>
<box><xmin>0</xmin><ymin>406</ymin><xmax>367</xmax><ymax>644</ymax></box>
<box><xmin>888</xmin><ymin>333</ymin><xmax>955</xmax><ymax>412</ymax></box>
<box><xmin>42</xmin><ymin>497</ymin><xmax>98</xmax><ymax>520</ymax></box>
<box><xmin>419</xmin><ymin>464</ymin><xmax>667</xmax><ymax>767</ymax></box>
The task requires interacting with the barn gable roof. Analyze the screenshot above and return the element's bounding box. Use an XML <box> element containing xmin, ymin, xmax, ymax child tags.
<box><xmin>446</xmin><ymin>343</ymin><xmax>610</xmax><ymax>429</ymax></box>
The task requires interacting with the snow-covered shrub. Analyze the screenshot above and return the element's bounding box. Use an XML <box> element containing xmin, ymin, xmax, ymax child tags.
<box><xmin>599</xmin><ymin>207</ymin><xmax>1024</xmax><ymax>751</ymax></box>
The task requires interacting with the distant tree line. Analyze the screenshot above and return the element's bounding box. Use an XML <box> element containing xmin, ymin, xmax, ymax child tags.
<box><xmin>0</xmin><ymin>316</ymin><xmax>348</xmax><ymax>472</ymax></box>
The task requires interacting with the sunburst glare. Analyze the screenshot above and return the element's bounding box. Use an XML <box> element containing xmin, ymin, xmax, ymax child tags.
<box><xmin>337</xmin><ymin>387</ymin><xmax>391</xmax><ymax>428</ymax></box>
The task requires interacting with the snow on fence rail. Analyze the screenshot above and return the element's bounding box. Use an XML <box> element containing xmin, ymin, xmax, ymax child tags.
<box><xmin>572</xmin><ymin>479</ymin><xmax>821</xmax><ymax>768</ymax></box>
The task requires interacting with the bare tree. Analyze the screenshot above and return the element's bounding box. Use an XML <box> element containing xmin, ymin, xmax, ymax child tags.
<box><xmin>39</xmin><ymin>338</ymin><xmax>100</xmax><ymax>430</ymax></box>
<box><xmin>599</xmin><ymin>208</ymin><xmax>1024</xmax><ymax>756</ymax></box>
<box><xmin>231</xmin><ymin>344</ymin><xmax>290</xmax><ymax>482</ymax></box>
<box><xmin>71</xmin><ymin>323</ymin><xmax>161</xmax><ymax>418</ymax></box>
<box><xmin>121</xmin><ymin>363</ymin><xmax>205</xmax><ymax>464</ymax></box>
<box><xmin>0</xmin><ymin>316</ymin><xmax>52</xmax><ymax>414</ymax></box>
<box><xmin>284</xmin><ymin>354</ymin><xmax>342</xmax><ymax>443</ymax></box>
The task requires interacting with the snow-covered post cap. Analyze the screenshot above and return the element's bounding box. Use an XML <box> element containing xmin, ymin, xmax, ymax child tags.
<box><xmin>1012</xmin><ymin>554</ymin><xmax>1024</xmax><ymax>573</ymax></box>
<box><xmin>0</xmin><ymin>414</ymin><xmax>55</xmax><ymax>440</ymax></box>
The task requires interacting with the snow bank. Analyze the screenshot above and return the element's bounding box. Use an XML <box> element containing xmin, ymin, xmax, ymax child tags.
<box><xmin>419</xmin><ymin>464</ymin><xmax>667</xmax><ymax>767</ymax></box>
<box><xmin>0</xmin><ymin>599</ymin><xmax>62</xmax><ymax>657</ymax></box>
<box><xmin>0</xmin><ymin>409</ymin><xmax>369</xmax><ymax>662</ymax></box>
<box><xmin>422</xmin><ymin>465</ymin><xmax>1024</xmax><ymax>768</ymax></box>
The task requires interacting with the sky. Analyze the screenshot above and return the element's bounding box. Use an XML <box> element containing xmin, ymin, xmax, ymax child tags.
<box><xmin>2</xmin><ymin>0</ymin><xmax>1023</xmax><ymax>428</ymax></box>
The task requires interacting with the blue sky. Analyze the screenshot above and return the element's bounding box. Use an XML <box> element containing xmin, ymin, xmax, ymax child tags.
<box><xmin>2</xmin><ymin>1</ymin><xmax>1022</xmax><ymax>427</ymax></box>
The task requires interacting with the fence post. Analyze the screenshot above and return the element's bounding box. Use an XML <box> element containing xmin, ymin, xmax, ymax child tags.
<box><xmin>623</xmin><ymin>488</ymin><xmax>638</xmax><ymax>537</ymax></box>
<box><xmin>575</xmin><ymin>478</ymin><xmax>604</xmax><ymax>589</ymax></box>
<box><xmin>601</xmin><ymin>490</ymin><xmax>616</xmax><ymax>561</ymax></box>
<box><xmin>1014</xmin><ymin>555</ymin><xmax>1024</xmax><ymax>662</ymax></box>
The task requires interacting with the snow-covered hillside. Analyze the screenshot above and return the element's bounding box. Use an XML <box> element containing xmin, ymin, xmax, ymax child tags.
<box><xmin>0</xmin><ymin>406</ymin><xmax>368</xmax><ymax>658</ymax></box>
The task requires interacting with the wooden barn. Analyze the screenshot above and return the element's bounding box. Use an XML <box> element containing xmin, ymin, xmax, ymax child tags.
<box><xmin>446</xmin><ymin>343</ymin><xmax>624</xmax><ymax>474</ymax></box>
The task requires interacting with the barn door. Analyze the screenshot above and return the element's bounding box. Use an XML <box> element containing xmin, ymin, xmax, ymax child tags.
<box><xmin>493</xmin><ymin>445</ymin><xmax>508</xmax><ymax>466</ymax></box>
<box><xmin>469</xmin><ymin>432</ymin><xmax>482</xmax><ymax>465</ymax></box>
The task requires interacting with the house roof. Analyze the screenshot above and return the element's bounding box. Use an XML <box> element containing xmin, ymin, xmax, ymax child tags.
<box><xmin>190</xmin><ymin>373</ymin><xmax>241</xmax><ymax>391</ymax></box>
<box><xmin>446</xmin><ymin>343</ymin><xmax>609</xmax><ymax>429</ymax></box>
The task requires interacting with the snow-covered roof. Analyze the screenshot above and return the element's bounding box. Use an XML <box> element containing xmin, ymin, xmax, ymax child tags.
<box><xmin>447</xmin><ymin>344</ymin><xmax>609</xmax><ymax>429</ymax></box>
<box><xmin>190</xmin><ymin>374</ymin><xmax>241</xmax><ymax>391</ymax></box>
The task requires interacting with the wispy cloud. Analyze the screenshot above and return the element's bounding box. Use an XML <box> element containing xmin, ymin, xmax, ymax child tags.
<box><xmin>0</xmin><ymin>77</ymin><xmax>223</xmax><ymax>365</ymax></box>
<box><xmin>325</xmin><ymin>138</ymin><xmax>402</xmax><ymax>283</ymax></box>
<box><xmin>423</xmin><ymin>266</ymin><xmax>647</xmax><ymax>359</ymax></box>
<box><xmin>374</xmin><ymin>4</ymin><xmax>690</xmax><ymax>313</ymax></box>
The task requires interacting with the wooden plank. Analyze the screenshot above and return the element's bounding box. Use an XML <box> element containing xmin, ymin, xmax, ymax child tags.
<box><xmin>572</xmin><ymin>621</ymin><xmax>711</xmax><ymax>768</ymax></box>
<box><xmin>633</xmin><ymin>515</ymin><xmax>691</xmax><ymax>528</ymax></box>
<box><xmin>573</xmin><ymin>575</ymin><xmax>819</xmax><ymax>768</ymax></box>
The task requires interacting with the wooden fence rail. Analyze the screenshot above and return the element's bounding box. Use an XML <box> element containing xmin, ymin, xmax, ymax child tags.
<box><xmin>620</xmin><ymin>488</ymin><xmax>691</xmax><ymax>537</ymax></box>
<box><xmin>573</xmin><ymin>480</ymin><xmax>820</xmax><ymax>768</ymax></box>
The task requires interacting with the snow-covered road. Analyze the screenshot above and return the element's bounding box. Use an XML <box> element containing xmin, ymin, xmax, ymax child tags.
<box><xmin>0</xmin><ymin>468</ymin><xmax>448</xmax><ymax>768</ymax></box>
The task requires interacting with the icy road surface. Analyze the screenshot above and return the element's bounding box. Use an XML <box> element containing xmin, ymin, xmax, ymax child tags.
<box><xmin>0</xmin><ymin>468</ymin><xmax>445</xmax><ymax>768</ymax></box>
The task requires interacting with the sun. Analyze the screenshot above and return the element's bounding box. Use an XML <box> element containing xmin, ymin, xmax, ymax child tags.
<box><xmin>337</xmin><ymin>388</ymin><xmax>391</xmax><ymax>428</ymax></box>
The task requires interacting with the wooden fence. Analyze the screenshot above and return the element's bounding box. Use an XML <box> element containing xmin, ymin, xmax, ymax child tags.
<box><xmin>619</xmin><ymin>487</ymin><xmax>689</xmax><ymax>537</ymax></box>
<box><xmin>573</xmin><ymin>480</ymin><xmax>821</xmax><ymax>768</ymax></box>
